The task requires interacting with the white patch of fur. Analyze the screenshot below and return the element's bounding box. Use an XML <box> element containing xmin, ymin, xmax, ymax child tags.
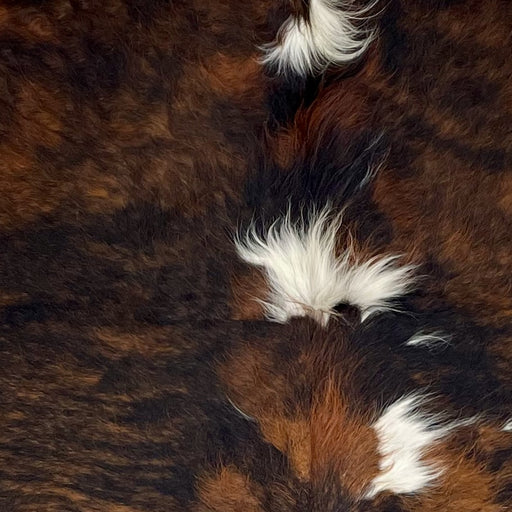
<box><xmin>366</xmin><ymin>394</ymin><xmax>461</xmax><ymax>498</ymax></box>
<box><xmin>503</xmin><ymin>419</ymin><xmax>512</xmax><ymax>432</ymax></box>
<box><xmin>262</xmin><ymin>0</ymin><xmax>376</xmax><ymax>76</ymax></box>
<box><xmin>235</xmin><ymin>209</ymin><xmax>415</xmax><ymax>324</ymax></box>
<box><xmin>406</xmin><ymin>332</ymin><xmax>451</xmax><ymax>349</ymax></box>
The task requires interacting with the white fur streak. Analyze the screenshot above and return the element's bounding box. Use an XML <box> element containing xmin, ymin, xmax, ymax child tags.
<box><xmin>367</xmin><ymin>395</ymin><xmax>456</xmax><ymax>498</ymax></box>
<box><xmin>406</xmin><ymin>332</ymin><xmax>451</xmax><ymax>349</ymax></box>
<box><xmin>235</xmin><ymin>209</ymin><xmax>414</xmax><ymax>324</ymax></box>
<box><xmin>227</xmin><ymin>397</ymin><xmax>255</xmax><ymax>422</ymax></box>
<box><xmin>503</xmin><ymin>419</ymin><xmax>512</xmax><ymax>432</ymax></box>
<box><xmin>262</xmin><ymin>0</ymin><xmax>376</xmax><ymax>76</ymax></box>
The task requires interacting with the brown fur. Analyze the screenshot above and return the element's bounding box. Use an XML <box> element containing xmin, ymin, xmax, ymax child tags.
<box><xmin>1</xmin><ymin>0</ymin><xmax>511</xmax><ymax>510</ymax></box>
<box><xmin>310</xmin><ymin>379</ymin><xmax>379</xmax><ymax>495</ymax></box>
<box><xmin>265</xmin><ymin>0</ymin><xmax>512</xmax><ymax>391</ymax></box>
<box><xmin>220</xmin><ymin>322</ymin><xmax>381</xmax><ymax>495</ymax></box>
<box><xmin>230</xmin><ymin>266</ymin><xmax>268</xmax><ymax>321</ymax></box>
<box><xmin>196</xmin><ymin>466</ymin><xmax>264</xmax><ymax>512</ymax></box>
<box><xmin>0</xmin><ymin>0</ymin><xmax>286</xmax><ymax>229</ymax></box>
<box><xmin>401</xmin><ymin>423</ymin><xmax>512</xmax><ymax>512</ymax></box>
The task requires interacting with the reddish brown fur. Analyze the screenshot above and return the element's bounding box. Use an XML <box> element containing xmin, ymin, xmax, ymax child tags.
<box><xmin>196</xmin><ymin>466</ymin><xmax>264</xmax><ymax>512</ymax></box>
<box><xmin>1</xmin><ymin>0</ymin><xmax>511</xmax><ymax>510</ymax></box>
<box><xmin>310</xmin><ymin>379</ymin><xmax>379</xmax><ymax>495</ymax></box>
<box><xmin>230</xmin><ymin>266</ymin><xmax>268</xmax><ymax>321</ymax></box>
<box><xmin>0</xmin><ymin>0</ymin><xmax>284</xmax><ymax>229</ymax></box>
<box><xmin>219</xmin><ymin>323</ymin><xmax>380</xmax><ymax>494</ymax></box>
<box><xmin>401</xmin><ymin>423</ymin><xmax>512</xmax><ymax>512</ymax></box>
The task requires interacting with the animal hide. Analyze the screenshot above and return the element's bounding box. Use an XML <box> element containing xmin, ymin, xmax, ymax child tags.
<box><xmin>0</xmin><ymin>1</ymin><xmax>510</xmax><ymax>511</ymax></box>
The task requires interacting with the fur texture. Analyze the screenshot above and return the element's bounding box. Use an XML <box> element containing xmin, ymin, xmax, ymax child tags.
<box><xmin>236</xmin><ymin>208</ymin><xmax>415</xmax><ymax>323</ymax></box>
<box><xmin>262</xmin><ymin>0</ymin><xmax>376</xmax><ymax>75</ymax></box>
<box><xmin>0</xmin><ymin>1</ymin><xmax>511</xmax><ymax>511</ymax></box>
<box><xmin>367</xmin><ymin>394</ymin><xmax>456</xmax><ymax>497</ymax></box>
<box><xmin>406</xmin><ymin>332</ymin><xmax>451</xmax><ymax>349</ymax></box>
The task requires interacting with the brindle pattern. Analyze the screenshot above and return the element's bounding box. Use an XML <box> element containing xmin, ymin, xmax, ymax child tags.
<box><xmin>0</xmin><ymin>0</ymin><xmax>511</xmax><ymax>511</ymax></box>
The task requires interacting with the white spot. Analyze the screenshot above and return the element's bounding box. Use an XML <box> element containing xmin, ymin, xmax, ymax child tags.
<box><xmin>367</xmin><ymin>394</ymin><xmax>461</xmax><ymax>498</ymax></box>
<box><xmin>503</xmin><ymin>419</ymin><xmax>512</xmax><ymax>432</ymax></box>
<box><xmin>262</xmin><ymin>0</ymin><xmax>377</xmax><ymax>76</ymax></box>
<box><xmin>235</xmin><ymin>208</ymin><xmax>415</xmax><ymax>324</ymax></box>
<box><xmin>406</xmin><ymin>332</ymin><xmax>451</xmax><ymax>349</ymax></box>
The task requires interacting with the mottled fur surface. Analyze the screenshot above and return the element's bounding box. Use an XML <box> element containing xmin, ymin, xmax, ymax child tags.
<box><xmin>0</xmin><ymin>0</ymin><xmax>511</xmax><ymax>511</ymax></box>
